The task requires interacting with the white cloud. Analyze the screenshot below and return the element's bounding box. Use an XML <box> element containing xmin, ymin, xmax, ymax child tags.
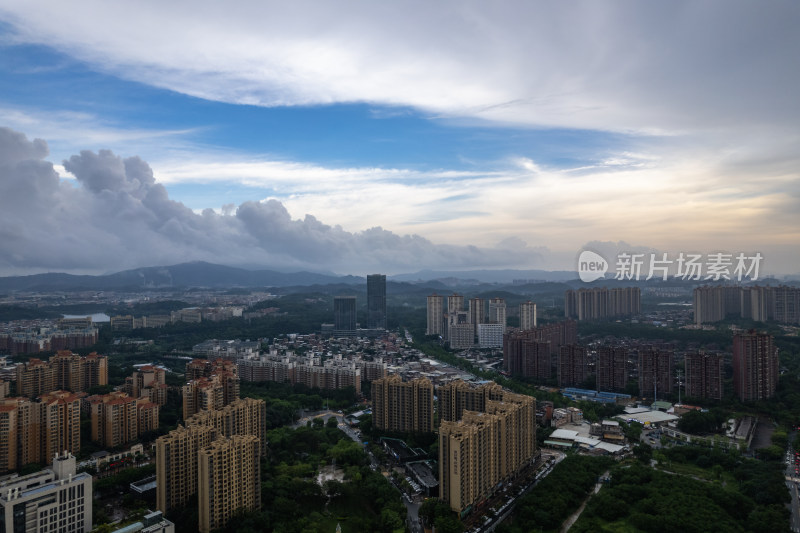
<box><xmin>0</xmin><ymin>2</ymin><xmax>798</xmax><ymax>275</ymax></box>
<box><xmin>1</xmin><ymin>1</ymin><xmax>797</xmax><ymax>134</ymax></box>
<box><xmin>0</xmin><ymin>127</ymin><xmax>551</xmax><ymax>275</ymax></box>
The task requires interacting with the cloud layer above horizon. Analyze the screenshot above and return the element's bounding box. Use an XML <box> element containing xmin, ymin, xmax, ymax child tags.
<box><xmin>2</xmin><ymin>1</ymin><xmax>797</xmax><ymax>134</ymax></box>
<box><xmin>0</xmin><ymin>2</ymin><xmax>798</xmax><ymax>276</ymax></box>
<box><xmin>0</xmin><ymin>127</ymin><xmax>553</xmax><ymax>275</ymax></box>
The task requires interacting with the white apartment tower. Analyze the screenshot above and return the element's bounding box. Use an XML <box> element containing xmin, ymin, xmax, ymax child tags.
<box><xmin>519</xmin><ymin>301</ymin><xmax>537</xmax><ymax>330</ymax></box>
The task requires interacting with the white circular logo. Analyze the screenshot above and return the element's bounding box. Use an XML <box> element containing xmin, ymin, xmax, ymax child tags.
<box><xmin>578</xmin><ymin>250</ymin><xmax>608</xmax><ymax>282</ymax></box>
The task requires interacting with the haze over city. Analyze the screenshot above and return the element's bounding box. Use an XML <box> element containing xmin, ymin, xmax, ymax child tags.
<box><xmin>0</xmin><ymin>1</ymin><xmax>798</xmax><ymax>277</ymax></box>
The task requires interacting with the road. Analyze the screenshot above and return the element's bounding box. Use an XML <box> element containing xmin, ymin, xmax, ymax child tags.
<box><xmin>333</xmin><ymin>414</ymin><xmax>424</xmax><ymax>533</ymax></box>
<box><xmin>785</xmin><ymin>434</ymin><xmax>800</xmax><ymax>533</ymax></box>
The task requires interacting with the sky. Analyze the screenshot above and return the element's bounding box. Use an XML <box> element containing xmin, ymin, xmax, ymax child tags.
<box><xmin>0</xmin><ymin>1</ymin><xmax>798</xmax><ymax>277</ymax></box>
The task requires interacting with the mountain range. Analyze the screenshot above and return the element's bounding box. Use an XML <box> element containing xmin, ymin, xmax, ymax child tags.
<box><xmin>0</xmin><ymin>262</ymin><xmax>579</xmax><ymax>292</ymax></box>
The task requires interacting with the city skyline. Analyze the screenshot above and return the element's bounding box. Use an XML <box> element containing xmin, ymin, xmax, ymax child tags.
<box><xmin>0</xmin><ymin>2</ymin><xmax>798</xmax><ymax>277</ymax></box>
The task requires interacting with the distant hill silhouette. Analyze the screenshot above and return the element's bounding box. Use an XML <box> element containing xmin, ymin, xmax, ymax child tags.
<box><xmin>0</xmin><ymin>262</ymin><xmax>585</xmax><ymax>292</ymax></box>
<box><xmin>0</xmin><ymin>261</ymin><xmax>363</xmax><ymax>291</ymax></box>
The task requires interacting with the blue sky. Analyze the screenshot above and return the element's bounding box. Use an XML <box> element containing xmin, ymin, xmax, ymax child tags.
<box><xmin>0</xmin><ymin>2</ymin><xmax>798</xmax><ymax>276</ymax></box>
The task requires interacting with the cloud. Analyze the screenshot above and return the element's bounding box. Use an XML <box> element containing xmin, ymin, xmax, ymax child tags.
<box><xmin>0</xmin><ymin>127</ymin><xmax>549</xmax><ymax>275</ymax></box>
<box><xmin>1</xmin><ymin>1</ymin><xmax>797</xmax><ymax>135</ymax></box>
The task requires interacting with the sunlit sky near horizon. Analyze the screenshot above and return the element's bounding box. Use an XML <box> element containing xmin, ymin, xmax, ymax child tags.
<box><xmin>0</xmin><ymin>1</ymin><xmax>798</xmax><ymax>277</ymax></box>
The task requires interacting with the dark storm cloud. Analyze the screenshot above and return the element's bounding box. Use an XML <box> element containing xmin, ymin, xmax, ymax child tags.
<box><xmin>0</xmin><ymin>127</ymin><xmax>547</xmax><ymax>275</ymax></box>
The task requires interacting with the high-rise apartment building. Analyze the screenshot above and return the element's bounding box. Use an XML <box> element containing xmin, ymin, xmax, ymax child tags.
<box><xmin>238</xmin><ymin>354</ymin><xmax>296</xmax><ymax>383</ymax></box>
<box><xmin>182</xmin><ymin>366</ymin><xmax>240</xmax><ymax>420</ymax></box>
<box><xmin>294</xmin><ymin>358</ymin><xmax>361</xmax><ymax>395</ymax></box>
<box><xmin>89</xmin><ymin>392</ymin><xmax>139</xmax><ymax>448</ymax></box>
<box><xmin>0</xmin><ymin>452</ymin><xmax>92</xmax><ymax>532</ymax></box>
<box><xmin>52</xmin><ymin>350</ymin><xmax>83</xmax><ymax>392</ymax></box>
<box><xmin>565</xmin><ymin>287</ymin><xmax>641</xmax><ymax>320</ymax></box>
<box><xmin>684</xmin><ymin>353</ymin><xmax>724</xmax><ymax>401</ymax></box>
<box><xmin>694</xmin><ymin>285</ymin><xmax>800</xmax><ymax>325</ymax></box>
<box><xmin>439</xmin><ymin>389</ymin><xmax>535</xmax><ymax>513</ymax></box>
<box><xmin>732</xmin><ymin>332</ymin><xmax>778</xmax><ymax>401</ymax></box>
<box><xmin>437</xmin><ymin>380</ymin><xmax>505</xmax><ymax>423</ymax></box>
<box><xmin>447</xmin><ymin>294</ymin><xmax>464</xmax><ymax>315</ymax></box>
<box><xmin>596</xmin><ymin>346</ymin><xmax>628</xmax><ymax>392</ymax></box>
<box><xmin>198</xmin><ymin>435</ymin><xmax>261</xmax><ymax>533</ymax></box>
<box><xmin>0</xmin><ymin>404</ymin><xmax>17</xmax><ymax>473</ymax></box>
<box><xmin>360</xmin><ymin>359</ymin><xmax>388</xmax><ymax>382</ymax></box>
<box><xmin>372</xmin><ymin>376</ymin><xmax>434</xmax><ymax>433</ymax></box>
<box><xmin>333</xmin><ymin>295</ymin><xmax>357</xmax><ymax>336</ymax></box>
<box><xmin>15</xmin><ymin>358</ymin><xmax>56</xmax><ymax>399</ymax></box>
<box><xmin>1</xmin><ymin>392</ymin><xmax>83</xmax><ymax>472</ymax></box>
<box><xmin>2</xmin><ymin>397</ymin><xmax>41</xmax><ymax>470</ymax></box>
<box><xmin>426</xmin><ymin>294</ymin><xmax>444</xmax><ymax>336</ymax></box>
<box><xmin>366</xmin><ymin>274</ymin><xmax>387</xmax><ymax>330</ymax></box>
<box><xmin>87</xmin><ymin>391</ymin><xmax>160</xmax><ymax>448</ymax></box>
<box><xmin>557</xmin><ymin>345</ymin><xmax>587</xmax><ymax>388</ymax></box>
<box><xmin>123</xmin><ymin>365</ymin><xmax>168</xmax><ymax>405</ymax></box>
<box><xmin>156</xmin><ymin>424</ymin><xmax>218</xmax><ymax>512</ymax></box>
<box><xmin>505</xmin><ymin>322</ymin><xmax>579</xmax><ymax>380</ymax></box>
<box><xmin>186</xmin><ymin>397</ymin><xmax>266</xmax><ymax>455</ymax></box>
<box><xmin>774</xmin><ymin>286</ymin><xmax>800</xmax><ymax>324</ymax></box>
<box><xmin>15</xmin><ymin>351</ymin><xmax>108</xmax><ymax>398</ymax></box>
<box><xmin>447</xmin><ymin>311</ymin><xmax>474</xmax><ymax>349</ymax></box>
<box><xmin>519</xmin><ymin>301</ymin><xmax>537</xmax><ymax>330</ymax></box>
<box><xmin>488</xmin><ymin>297</ymin><xmax>507</xmax><ymax>327</ymax></box>
<box><xmin>638</xmin><ymin>347</ymin><xmax>674</xmax><ymax>399</ymax></box>
<box><xmin>477</xmin><ymin>323</ymin><xmax>505</xmax><ymax>348</ymax></box>
<box><xmin>39</xmin><ymin>390</ymin><xmax>82</xmax><ymax>464</ymax></box>
<box><xmin>468</xmin><ymin>297</ymin><xmax>485</xmax><ymax>338</ymax></box>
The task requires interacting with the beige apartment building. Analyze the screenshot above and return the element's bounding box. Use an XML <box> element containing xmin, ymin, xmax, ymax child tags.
<box><xmin>123</xmin><ymin>365</ymin><xmax>168</xmax><ymax>405</ymax></box>
<box><xmin>372</xmin><ymin>375</ymin><xmax>434</xmax><ymax>433</ymax></box>
<box><xmin>16</xmin><ymin>351</ymin><xmax>108</xmax><ymax>398</ymax></box>
<box><xmin>157</xmin><ymin>398</ymin><xmax>265</xmax><ymax>531</ymax></box>
<box><xmin>0</xmin><ymin>391</ymin><xmax>83</xmax><ymax>473</ymax></box>
<box><xmin>186</xmin><ymin>397</ymin><xmax>266</xmax><ymax>455</ymax></box>
<box><xmin>439</xmin><ymin>393</ymin><xmax>535</xmax><ymax>513</ymax></box>
<box><xmin>156</xmin><ymin>424</ymin><xmax>218</xmax><ymax>512</ymax></box>
<box><xmin>87</xmin><ymin>391</ymin><xmax>161</xmax><ymax>448</ymax></box>
<box><xmin>182</xmin><ymin>371</ymin><xmax>240</xmax><ymax>420</ymax></box>
<box><xmin>197</xmin><ymin>435</ymin><xmax>261</xmax><ymax>533</ymax></box>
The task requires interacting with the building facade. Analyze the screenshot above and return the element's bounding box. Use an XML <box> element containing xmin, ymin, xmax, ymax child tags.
<box><xmin>0</xmin><ymin>452</ymin><xmax>92</xmax><ymax>533</ymax></box>
<box><xmin>557</xmin><ymin>345</ymin><xmax>587</xmax><ymax>388</ymax></box>
<box><xmin>438</xmin><ymin>387</ymin><xmax>535</xmax><ymax>513</ymax></box>
<box><xmin>185</xmin><ymin>397</ymin><xmax>266</xmax><ymax>455</ymax></box>
<box><xmin>426</xmin><ymin>294</ymin><xmax>444</xmax><ymax>336</ymax></box>
<box><xmin>372</xmin><ymin>376</ymin><xmax>434</xmax><ymax>433</ymax></box>
<box><xmin>366</xmin><ymin>274</ymin><xmax>387</xmax><ymax>330</ymax></box>
<box><xmin>638</xmin><ymin>347</ymin><xmax>674</xmax><ymax>399</ymax></box>
<box><xmin>198</xmin><ymin>435</ymin><xmax>260</xmax><ymax>533</ymax></box>
<box><xmin>15</xmin><ymin>351</ymin><xmax>108</xmax><ymax>398</ymax></box>
<box><xmin>684</xmin><ymin>352</ymin><xmax>724</xmax><ymax>401</ymax></box>
<box><xmin>488</xmin><ymin>298</ymin><xmax>507</xmax><ymax>328</ymax></box>
<box><xmin>596</xmin><ymin>346</ymin><xmax>628</xmax><ymax>392</ymax></box>
<box><xmin>565</xmin><ymin>287</ymin><xmax>641</xmax><ymax>321</ymax></box>
<box><xmin>156</xmin><ymin>424</ymin><xmax>218</xmax><ymax>512</ymax></box>
<box><xmin>519</xmin><ymin>301</ymin><xmax>537</xmax><ymax>331</ymax></box>
<box><xmin>732</xmin><ymin>332</ymin><xmax>778</xmax><ymax>401</ymax></box>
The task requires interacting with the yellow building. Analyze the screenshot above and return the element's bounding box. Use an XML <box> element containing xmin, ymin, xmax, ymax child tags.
<box><xmin>438</xmin><ymin>383</ymin><xmax>535</xmax><ymax>513</ymax></box>
<box><xmin>15</xmin><ymin>352</ymin><xmax>107</xmax><ymax>399</ymax></box>
<box><xmin>372</xmin><ymin>375</ymin><xmax>434</xmax><ymax>433</ymax></box>
<box><xmin>198</xmin><ymin>435</ymin><xmax>260</xmax><ymax>533</ymax></box>
<box><xmin>185</xmin><ymin>397</ymin><xmax>266</xmax><ymax>455</ymax></box>
<box><xmin>155</xmin><ymin>424</ymin><xmax>217</xmax><ymax>512</ymax></box>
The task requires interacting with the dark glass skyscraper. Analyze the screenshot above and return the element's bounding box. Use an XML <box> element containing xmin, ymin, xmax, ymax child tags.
<box><xmin>333</xmin><ymin>295</ymin><xmax>357</xmax><ymax>336</ymax></box>
<box><xmin>367</xmin><ymin>274</ymin><xmax>387</xmax><ymax>330</ymax></box>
